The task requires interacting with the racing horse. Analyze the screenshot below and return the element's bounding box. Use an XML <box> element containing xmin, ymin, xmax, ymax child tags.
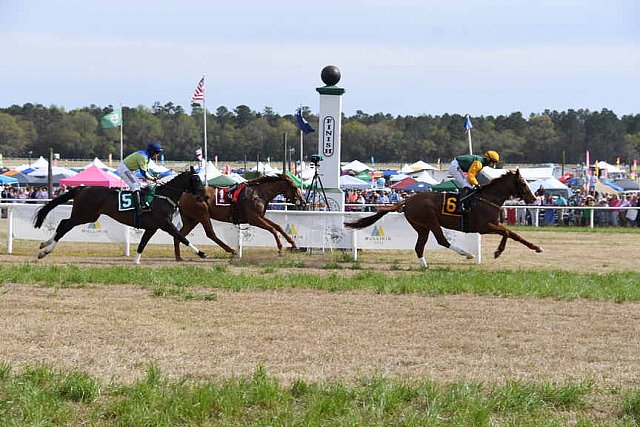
<box><xmin>345</xmin><ymin>169</ymin><xmax>543</xmax><ymax>267</ymax></box>
<box><xmin>34</xmin><ymin>167</ymin><xmax>208</xmax><ymax>264</ymax></box>
<box><xmin>173</xmin><ymin>173</ymin><xmax>305</xmax><ymax>260</ymax></box>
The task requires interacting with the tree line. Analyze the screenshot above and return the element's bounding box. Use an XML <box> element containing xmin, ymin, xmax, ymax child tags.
<box><xmin>1</xmin><ymin>103</ymin><xmax>639</xmax><ymax>165</ymax></box>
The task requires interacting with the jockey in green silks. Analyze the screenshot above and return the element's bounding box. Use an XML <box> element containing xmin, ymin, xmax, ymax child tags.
<box><xmin>117</xmin><ymin>140</ymin><xmax>163</xmax><ymax>228</ymax></box>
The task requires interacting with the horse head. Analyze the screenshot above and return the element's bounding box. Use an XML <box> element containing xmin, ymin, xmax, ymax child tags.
<box><xmin>282</xmin><ymin>174</ymin><xmax>306</xmax><ymax>208</ymax></box>
<box><xmin>188</xmin><ymin>166</ymin><xmax>206</xmax><ymax>201</ymax></box>
<box><xmin>511</xmin><ymin>169</ymin><xmax>536</xmax><ymax>204</ymax></box>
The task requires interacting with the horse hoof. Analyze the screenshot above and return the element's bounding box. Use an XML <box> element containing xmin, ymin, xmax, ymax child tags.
<box><xmin>175</xmin><ymin>257</ymin><xmax>185</xmax><ymax>262</ymax></box>
<box><xmin>494</xmin><ymin>251</ymin><xmax>502</xmax><ymax>259</ymax></box>
<box><xmin>37</xmin><ymin>251</ymin><xmax>47</xmax><ymax>259</ymax></box>
<box><xmin>536</xmin><ymin>247</ymin><xmax>544</xmax><ymax>253</ymax></box>
<box><xmin>39</xmin><ymin>242</ymin><xmax>47</xmax><ymax>249</ymax></box>
<box><xmin>197</xmin><ymin>251</ymin><xmax>208</xmax><ymax>259</ymax></box>
<box><xmin>466</xmin><ymin>255</ymin><xmax>474</xmax><ymax>260</ymax></box>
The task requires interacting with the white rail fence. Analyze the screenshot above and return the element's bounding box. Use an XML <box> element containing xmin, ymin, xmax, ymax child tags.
<box><xmin>1</xmin><ymin>202</ymin><xmax>482</xmax><ymax>263</ymax></box>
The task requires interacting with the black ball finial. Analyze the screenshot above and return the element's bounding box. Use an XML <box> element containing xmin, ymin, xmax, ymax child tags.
<box><xmin>321</xmin><ymin>65</ymin><xmax>341</xmax><ymax>86</ymax></box>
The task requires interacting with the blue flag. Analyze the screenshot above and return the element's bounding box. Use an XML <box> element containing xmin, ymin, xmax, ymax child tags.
<box><xmin>464</xmin><ymin>116</ymin><xmax>473</xmax><ymax>130</ymax></box>
<box><xmin>295</xmin><ymin>109</ymin><xmax>315</xmax><ymax>134</ymax></box>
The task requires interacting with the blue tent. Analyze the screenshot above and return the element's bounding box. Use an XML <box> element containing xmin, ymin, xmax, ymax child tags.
<box><xmin>403</xmin><ymin>182</ymin><xmax>431</xmax><ymax>192</ymax></box>
<box><xmin>0</xmin><ymin>175</ymin><xmax>18</xmax><ymax>184</ymax></box>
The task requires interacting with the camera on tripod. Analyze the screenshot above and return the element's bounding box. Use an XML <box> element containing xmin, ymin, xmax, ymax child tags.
<box><xmin>309</xmin><ymin>154</ymin><xmax>323</xmax><ymax>167</ymax></box>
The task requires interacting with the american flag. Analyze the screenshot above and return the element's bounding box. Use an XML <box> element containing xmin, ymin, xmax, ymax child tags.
<box><xmin>191</xmin><ymin>77</ymin><xmax>205</xmax><ymax>104</ymax></box>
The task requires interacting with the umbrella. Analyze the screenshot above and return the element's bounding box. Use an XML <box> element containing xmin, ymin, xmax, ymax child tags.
<box><xmin>430</xmin><ymin>179</ymin><xmax>462</xmax><ymax>192</ymax></box>
<box><xmin>612</xmin><ymin>179</ymin><xmax>640</xmax><ymax>191</ymax></box>
<box><xmin>402</xmin><ymin>182</ymin><xmax>431</xmax><ymax>192</ymax></box>
<box><xmin>0</xmin><ymin>174</ymin><xmax>18</xmax><ymax>184</ymax></box>
<box><xmin>207</xmin><ymin>175</ymin><xmax>237</xmax><ymax>187</ymax></box>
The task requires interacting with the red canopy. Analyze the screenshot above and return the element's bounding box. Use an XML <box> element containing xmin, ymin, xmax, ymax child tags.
<box><xmin>390</xmin><ymin>177</ymin><xmax>418</xmax><ymax>190</ymax></box>
<box><xmin>59</xmin><ymin>165</ymin><xmax>126</xmax><ymax>188</ymax></box>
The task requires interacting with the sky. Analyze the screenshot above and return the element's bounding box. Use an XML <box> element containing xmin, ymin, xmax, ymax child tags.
<box><xmin>1</xmin><ymin>0</ymin><xmax>638</xmax><ymax>117</ymax></box>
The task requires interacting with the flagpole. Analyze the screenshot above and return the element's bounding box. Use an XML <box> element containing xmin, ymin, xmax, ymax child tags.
<box><xmin>119</xmin><ymin>104</ymin><xmax>124</xmax><ymax>161</ymax></box>
<box><xmin>202</xmin><ymin>75</ymin><xmax>208</xmax><ymax>185</ymax></box>
<box><xmin>466</xmin><ymin>114</ymin><xmax>473</xmax><ymax>155</ymax></box>
<box><xmin>298</xmin><ymin>104</ymin><xmax>303</xmax><ymax>177</ymax></box>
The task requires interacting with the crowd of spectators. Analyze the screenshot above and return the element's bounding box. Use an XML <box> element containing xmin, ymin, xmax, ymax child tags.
<box><xmin>344</xmin><ymin>189</ymin><xmax>406</xmax><ymax>211</ymax></box>
<box><xmin>503</xmin><ymin>185</ymin><xmax>639</xmax><ymax>227</ymax></box>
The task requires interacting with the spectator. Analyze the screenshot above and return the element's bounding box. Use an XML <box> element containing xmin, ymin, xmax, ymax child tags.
<box><xmin>608</xmin><ymin>194</ymin><xmax>621</xmax><ymax>227</ymax></box>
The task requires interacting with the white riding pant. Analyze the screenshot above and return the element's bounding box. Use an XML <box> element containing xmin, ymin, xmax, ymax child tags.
<box><xmin>448</xmin><ymin>159</ymin><xmax>473</xmax><ymax>189</ymax></box>
<box><xmin>117</xmin><ymin>163</ymin><xmax>141</xmax><ymax>191</ymax></box>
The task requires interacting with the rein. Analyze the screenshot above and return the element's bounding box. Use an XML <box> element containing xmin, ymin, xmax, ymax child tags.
<box><xmin>475</xmin><ymin>197</ymin><xmax>503</xmax><ymax>211</ymax></box>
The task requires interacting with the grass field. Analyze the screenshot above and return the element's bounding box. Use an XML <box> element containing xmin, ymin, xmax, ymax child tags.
<box><xmin>1</xmin><ymin>226</ymin><xmax>639</xmax><ymax>425</ymax></box>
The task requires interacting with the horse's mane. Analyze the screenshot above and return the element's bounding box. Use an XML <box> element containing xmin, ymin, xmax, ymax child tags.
<box><xmin>480</xmin><ymin>169</ymin><xmax>518</xmax><ymax>191</ymax></box>
<box><xmin>246</xmin><ymin>173</ymin><xmax>296</xmax><ymax>187</ymax></box>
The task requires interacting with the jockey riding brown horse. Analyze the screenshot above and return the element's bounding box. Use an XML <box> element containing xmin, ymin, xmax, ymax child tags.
<box><xmin>174</xmin><ymin>173</ymin><xmax>305</xmax><ymax>260</ymax></box>
<box><xmin>345</xmin><ymin>169</ymin><xmax>543</xmax><ymax>267</ymax></box>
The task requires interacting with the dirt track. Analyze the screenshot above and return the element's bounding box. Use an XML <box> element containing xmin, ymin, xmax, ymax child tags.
<box><xmin>0</xmin><ymin>230</ymin><xmax>639</xmax><ymax>386</ymax></box>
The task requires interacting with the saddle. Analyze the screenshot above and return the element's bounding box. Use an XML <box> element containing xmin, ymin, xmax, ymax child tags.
<box><xmin>213</xmin><ymin>183</ymin><xmax>246</xmax><ymax>224</ymax></box>
<box><xmin>117</xmin><ymin>186</ymin><xmax>156</xmax><ymax>212</ymax></box>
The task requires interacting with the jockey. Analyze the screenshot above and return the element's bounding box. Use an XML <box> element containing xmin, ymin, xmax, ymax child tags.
<box><xmin>117</xmin><ymin>141</ymin><xmax>163</xmax><ymax>227</ymax></box>
<box><xmin>448</xmin><ymin>150</ymin><xmax>500</xmax><ymax>211</ymax></box>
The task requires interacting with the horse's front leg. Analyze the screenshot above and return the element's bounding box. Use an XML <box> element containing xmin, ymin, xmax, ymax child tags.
<box><xmin>160</xmin><ymin>222</ymin><xmax>207</xmax><ymax>259</ymax></box>
<box><xmin>486</xmin><ymin>223</ymin><xmax>543</xmax><ymax>255</ymax></box>
<box><xmin>134</xmin><ymin>228</ymin><xmax>157</xmax><ymax>264</ymax></box>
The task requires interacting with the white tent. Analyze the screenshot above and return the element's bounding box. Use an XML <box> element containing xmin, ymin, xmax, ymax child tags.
<box><xmin>148</xmin><ymin>159</ymin><xmax>171</xmax><ymax>173</ymax></box>
<box><xmin>389</xmin><ymin>173</ymin><xmax>411</xmax><ymax>182</ymax></box>
<box><xmin>413</xmin><ymin>171</ymin><xmax>439</xmax><ymax>185</ymax></box>
<box><xmin>83</xmin><ymin>157</ymin><xmax>115</xmax><ymax>171</ymax></box>
<box><xmin>197</xmin><ymin>161</ymin><xmax>222</xmax><ymax>182</ymax></box>
<box><xmin>340</xmin><ymin>175</ymin><xmax>372</xmax><ymax>190</ymax></box>
<box><xmin>528</xmin><ymin>177</ymin><xmax>571</xmax><ymax>198</ymax></box>
<box><xmin>250</xmin><ymin>162</ymin><xmax>281</xmax><ymax>176</ymax></box>
<box><xmin>14</xmin><ymin>156</ymin><xmax>49</xmax><ymax>172</ymax></box>
<box><xmin>342</xmin><ymin>160</ymin><xmax>372</xmax><ymax>173</ymax></box>
<box><xmin>480</xmin><ymin>167</ymin><xmax>554</xmax><ymax>183</ymax></box>
<box><xmin>27</xmin><ymin>166</ymin><xmax>77</xmax><ymax>178</ymax></box>
<box><xmin>401</xmin><ymin>160</ymin><xmax>437</xmax><ymax>173</ymax></box>
<box><xmin>596</xmin><ymin>161</ymin><xmax>623</xmax><ymax>174</ymax></box>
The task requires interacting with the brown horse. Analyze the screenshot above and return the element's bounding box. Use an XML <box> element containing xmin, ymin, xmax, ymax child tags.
<box><xmin>34</xmin><ymin>167</ymin><xmax>208</xmax><ymax>264</ymax></box>
<box><xmin>345</xmin><ymin>169</ymin><xmax>543</xmax><ymax>267</ymax></box>
<box><xmin>173</xmin><ymin>173</ymin><xmax>305</xmax><ymax>260</ymax></box>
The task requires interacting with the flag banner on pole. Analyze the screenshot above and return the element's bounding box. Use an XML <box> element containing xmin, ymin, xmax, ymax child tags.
<box><xmin>191</xmin><ymin>77</ymin><xmax>205</xmax><ymax>104</ymax></box>
<box><xmin>464</xmin><ymin>115</ymin><xmax>473</xmax><ymax>130</ymax></box>
<box><xmin>195</xmin><ymin>148</ymin><xmax>203</xmax><ymax>161</ymax></box>
<box><xmin>295</xmin><ymin>108</ymin><xmax>315</xmax><ymax>134</ymax></box>
<box><xmin>101</xmin><ymin>109</ymin><xmax>122</xmax><ymax>129</ymax></box>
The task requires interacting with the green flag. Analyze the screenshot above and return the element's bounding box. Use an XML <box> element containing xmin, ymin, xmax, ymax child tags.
<box><xmin>101</xmin><ymin>109</ymin><xmax>122</xmax><ymax>129</ymax></box>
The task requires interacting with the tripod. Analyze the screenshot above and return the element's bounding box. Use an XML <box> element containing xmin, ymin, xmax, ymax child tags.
<box><xmin>305</xmin><ymin>163</ymin><xmax>330</xmax><ymax>211</ymax></box>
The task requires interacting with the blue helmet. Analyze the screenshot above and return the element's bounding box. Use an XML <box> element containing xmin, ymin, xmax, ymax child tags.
<box><xmin>147</xmin><ymin>141</ymin><xmax>163</xmax><ymax>155</ymax></box>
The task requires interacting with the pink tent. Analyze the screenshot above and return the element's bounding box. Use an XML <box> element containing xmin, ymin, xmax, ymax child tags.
<box><xmin>60</xmin><ymin>165</ymin><xmax>126</xmax><ymax>188</ymax></box>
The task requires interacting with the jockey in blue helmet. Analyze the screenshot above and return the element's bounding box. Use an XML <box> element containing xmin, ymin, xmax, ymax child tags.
<box><xmin>117</xmin><ymin>141</ymin><xmax>164</xmax><ymax>228</ymax></box>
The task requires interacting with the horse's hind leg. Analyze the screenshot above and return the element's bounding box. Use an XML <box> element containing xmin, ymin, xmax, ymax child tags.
<box><xmin>38</xmin><ymin>216</ymin><xmax>94</xmax><ymax>259</ymax></box>
<box><xmin>250</xmin><ymin>216</ymin><xmax>284</xmax><ymax>255</ymax></box>
<box><xmin>494</xmin><ymin>235</ymin><xmax>509</xmax><ymax>259</ymax></box>
<box><xmin>412</xmin><ymin>219</ymin><xmax>474</xmax><ymax>260</ymax></box>
<box><xmin>262</xmin><ymin>217</ymin><xmax>297</xmax><ymax>250</ymax></box>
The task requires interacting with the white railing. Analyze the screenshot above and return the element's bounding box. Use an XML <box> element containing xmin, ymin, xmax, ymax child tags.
<box><xmin>1</xmin><ymin>201</ymin><xmax>481</xmax><ymax>262</ymax></box>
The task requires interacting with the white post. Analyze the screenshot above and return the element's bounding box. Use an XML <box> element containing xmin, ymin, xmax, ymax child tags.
<box><xmin>466</xmin><ymin>114</ymin><xmax>473</xmax><ymax>155</ymax></box>
<box><xmin>6</xmin><ymin>207</ymin><xmax>14</xmax><ymax>254</ymax></box>
<box><xmin>316</xmin><ymin>66</ymin><xmax>345</xmax><ymax>212</ymax></box>
<box><xmin>119</xmin><ymin>104</ymin><xmax>124</xmax><ymax>162</ymax></box>
<box><xmin>238</xmin><ymin>226</ymin><xmax>243</xmax><ymax>258</ymax></box>
<box><xmin>351</xmin><ymin>228</ymin><xmax>358</xmax><ymax>261</ymax></box>
<box><xmin>475</xmin><ymin>234</ymin><xmax>482</xmax><ymax>264</ymax></box>
<box><xmin>124</xmin><ymin>225</ymin><xmax>130</xmax><ymax>257</ymax></box>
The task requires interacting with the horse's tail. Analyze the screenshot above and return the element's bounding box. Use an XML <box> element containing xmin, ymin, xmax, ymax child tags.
<box><xmin>344</xmin><ymin>200</ymin><xmax>406</xmax><ymax>229</ymax></box>
<box><xmin>33</xmin><ymin>187</ymin><xmax>81</xmax><ymax>228</ymax></box>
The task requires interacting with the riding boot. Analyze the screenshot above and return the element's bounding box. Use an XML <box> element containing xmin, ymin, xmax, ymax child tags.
<box><xmin>133</xmin><ymin>190</ymin><xmax>143</xmax><ymax>229</ymax></box>
<box><xmin>457</xmin><ymin>187</ymin><xmax>472</xmax><ymax>213</ymax></box>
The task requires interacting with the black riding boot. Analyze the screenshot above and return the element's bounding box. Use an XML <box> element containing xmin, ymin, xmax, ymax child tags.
<box><xmin>458</xmin><ymin>187</ymin><xmax>473</xmax><ymax>213</ymax></box>
<box><xmin>133</xmin><ymin>190</ymin><xmax>143</xmax><ymax>229</ymax></box>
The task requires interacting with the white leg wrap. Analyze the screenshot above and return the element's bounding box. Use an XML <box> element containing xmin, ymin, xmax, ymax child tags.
<box><xmin>451</xmin><ymin>245</ymin><xmax>474</xmax><ymax>259</ymax></box>
<box><xmin>188</xmin><ymin>243</ymin><xmax>200</xmax><ymax>254</ymax></box>
<box><xmin>134</xmin><ymin>253</ymin><xmax>142</xmax><ymax>264</ymax></box>
<box><xmin>418</xmin><ymin>257</ymin><xmax>428</xmax><ymax>268</ymax></box>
